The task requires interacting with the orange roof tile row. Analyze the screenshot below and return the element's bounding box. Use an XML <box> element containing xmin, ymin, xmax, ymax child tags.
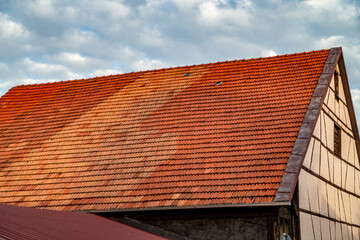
<box><xmin>0</xmin><ymin>49</ymin><xmax>330</xmax><ymax>211</ymax></box>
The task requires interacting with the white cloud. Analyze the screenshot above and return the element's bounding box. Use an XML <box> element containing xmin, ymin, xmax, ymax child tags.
<box><xmin>88</xmin><ymin>69</ymin><xmax>122</xmax><ymax>78</ymax></box>
<box><xmin>303</xmin><ymin>0</ymin><xmax>359</xmax><ymax>21</ymax></box>
<box><xmin>23</xmin><ymin>58</ymin><xmax>65</xmax><ymax>74</ymax></box>
<box><xmin>23</xmin><ymin>77</ymin><xmax>62</xmax><ymax>85</ymax></box>
<box><xmin>0</xmin><ymin>12</ymin><xmax>30</xmax><ymax>38</ymax></box>
<box><xmin>27</xmin><ymin>0</ymin><xmax>57</xmax><ymax>18</ymax></box>
<box><xmin>261</xmin><ymin>49</ymin><xmax>277</xmax><ymax>57</ymax></box>
<box><xmin>314</xmin><ymin>35</ymin><xmax>360</xmax><ymax>90</ymax></box>
<box><xmin>22</xmin><ymin>58</ymin><xmax>83</xmax><ymax>80</ymax></box>
<box><xmin>91</xmin><ymin>0</ymin><xmax>131</xmax><ymax>19</ymax></box>
<box><xmin>0</xmin><ymin>0</ymin><xmax>359</xmax><ymax>107</ymax></box>
<box><xmin>314</xmin><ymin>35</ymin><xmax>344</xmax><ymax>49</ymax></box>
<box><xmin>351</xmin><ymin>89</ymin><xmax>360</xmax><ymax>122</ymax></box>
<box><xmin>56</xmin><ymin>29</ymin><xmax>98</xmax><ymax>49</ymax></box>
<box><xmin>132</xmin><ymin>59</ymin><xmax>172</xmax><ymax>71</ymax></box>
<box><xmin>52</xmin><ymin>52</ymin><xmax>103</xmax><ymax>72</ymax></box>
<box><xmin>170</xmin><ymin>0</ymin><xmax>203</xmax><ymax>9</ymax></box>
<box><xmin>24</xmin><ymin>0</ymin><xmax>80</xmax><ymax>22</ymax></box>
<box><xmin>0</xmin><ymin>80</ymin><xmax>13</xmax><ymax>89</ymax></box>
<box><xmin>80</xmin><ymin>0</ymin><xmax>131</xmax><ymax>32</ymax></box>
<box><xmin>137</xmin><ymin>27</ymin><xmax>166</xmax><ymax>47</ymax></box>
<box><xmin>198</xmin><ymin>0</ymin><xmax>253</xmax><ymax>28</ymax></box>
<box><xmin>57</xmin><ymin>52</ymin><xmax>88</xmax><ymax>64</ymax></box>
<box><xmin>0</xmin><ymin>63</ymin><xmax>10</xmax><ymax>77</ymax></box>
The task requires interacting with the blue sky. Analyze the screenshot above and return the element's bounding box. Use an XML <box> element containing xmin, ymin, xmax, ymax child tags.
<box><xmin>0</xmin><ymin>0</ymin><xmax>359</xmax><ymax>117</ymax></box>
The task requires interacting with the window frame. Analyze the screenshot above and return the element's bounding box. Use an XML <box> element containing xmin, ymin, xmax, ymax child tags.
<box><xmin>334</xmin><ymin>123</ymin><xmax>341</xmax><ymax>157</ymax></box>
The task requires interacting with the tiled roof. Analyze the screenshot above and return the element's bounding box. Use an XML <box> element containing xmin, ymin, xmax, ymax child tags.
<box><xmin>0</xmin><ymin>203</ymin><xmax>167</xmax><ymax>240</ymax></box>
<box><xmin>0</xmin><ymin>49</ymin><xmax>330</xmax><ymax>211</ymax></box>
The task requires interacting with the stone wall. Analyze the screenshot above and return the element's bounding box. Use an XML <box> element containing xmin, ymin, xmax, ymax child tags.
<box><xmin>146</xmin><ymin>217</ymin><xmax>267</xmax><ymax>240</ymax></box>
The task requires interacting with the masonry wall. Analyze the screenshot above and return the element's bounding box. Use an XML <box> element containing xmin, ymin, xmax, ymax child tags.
<box><xmin>112</xmin><ymin>207</ymin><xmax>291</xmax><ymax>240</ymax></box>
<box><xmin>298</xmin><ymin>65</ymin><xmax>360</xmax><ymax>239</ymax></box>
<box><xmin>148</xmin><ymin>217</ymin><xmax>268</xmax><ymax>240</ymax></box>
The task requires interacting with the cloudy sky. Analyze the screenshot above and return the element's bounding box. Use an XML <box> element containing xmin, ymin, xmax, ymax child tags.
<box><xmin>0</xmin><ymin>0</ymin><xmax>359</xmax><ymax>116</ymax></box>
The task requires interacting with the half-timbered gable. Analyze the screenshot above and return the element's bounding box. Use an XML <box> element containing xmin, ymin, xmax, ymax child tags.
<box><xmin>298</xmin><ymin>56</ymin><xmax>360</xmax><ymax>239</ymax></box>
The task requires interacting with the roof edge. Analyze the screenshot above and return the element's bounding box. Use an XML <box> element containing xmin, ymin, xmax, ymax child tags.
<box><xmin>75</xmin><ymin>202</ymin><xmax>291</xmax><ymax>214</ymax></box>
<box><xmin>274</xmin><ymin>47</ymin><xmax>342</xmax><ymax>202</ymax></box>
<box><xmin>337</xmin><ymin>51</ymin><xmax>360</xmax><ymax>168</ymax></box>
<box><xmin>5</xmin><ymin>49</ymin><xmax>332</xmax><ymax>91</ymax></box>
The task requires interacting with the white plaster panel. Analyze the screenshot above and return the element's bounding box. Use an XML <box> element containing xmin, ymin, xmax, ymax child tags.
<box><xmin>341</xmin><ymin>161</ymin><xmax>347</xmax><ymax>189</ymax></box>
<box><xmin>300</xmin><ymin>212</ymin><xmax>315</xmax><ymax>240</ymax></box>
<box><xmin>330</xmin><ymin>89</ymin><xmax>335</xmax><ymax>115</ymax></box>
<box><xmin>339</xmin><ymin>101</ymin><xmax>347</xmax><ymax>125</ymax></box>
<box><xmin>327</xmin><ymin>184</ymin><xmax>337</xmax><ymax>220</ymax></box>
<box><xmin>353</xmin><ymin>226</ymin><xmax>359</xmax><ymax>240</ymax></box>
<box><xmin>342</xmin><ymin>223</ymin><xmax>350</xmax><ymax>240</ymax></box>
<box><xmin>321</xmin><ymin>218</ymin><xmax>331</xmax><ymax>240</ymax></box>
<box><xmin>298</xmin><ymin>170</ymin><xmax>310</xmax><ymax>211</ymax></box>
<box><xmin>348</xmin><ymin>140</ymin><xmax>355</xmax><ymax>166</ymax></box>
<box><xmin>343</xmin><ymin>123</ymin><xmax>354</xmax><ymax>138</ymax></box>
<box><xmin>335</xmin><ymin>222</ymin><xmax>342</xmax><ymax>240</ymax></box>
<box><xmin>308</xmin><ymin>174</ymin><xmax>320</xmax><ymax>213</ymax></box>
<box><xmin>335</xmin><ymin>96</ymin><xmax>340</xmax><ymax>117</ymax></box>
<box><xmin>343</xmin><ymin>103</ymin><xmax>349</xmax><ymax>128</ymax></box>
<box><xmin>345</xmin><ymin>107</ymin><xmax>352</xmax><ymax>128</ymax></box>
<box><xmin>342</xmin><ymin>102</ymin><xmax>352</xmax><ymax>131</ymax></box>
<box><xmin>311</xmin><ymin>140</ymin><xmax>321</xmax><ymax>175</ymax></box>
<box><xmin>330</xmin><ymin>75</ymin><xmax>335</xmax><ymax>89</ymax></box>
<box><xmin>355</xmin><ymin>170</ymin><xmax>360</xmax><ymax>196</ymax></box>
<box><xmin>325</xmin><ymin>113</ymin><xmax>334</xmax><ymax>151</ymax></box>
<box><xmin>350</xmin><ymin>194</ymin><xmax>360</xmax><ymax>226</ymax></box>
<box><xmin>342</xmin><ymin>192</ymin><xmax>351</xmax><ymax>223</ymax></box>
<box><xmin>313</xmin><ymin>118</ymin><xmax>321</xmax><ymax>139</ymax></box>
<box><xmin>339</xmin><ymin>74</ymin><xmax>346</xmax><ymax>102</ymax></box>
<box><xmin>319</xmin><ymin>179</ymin><xmax>329</xmax><ymax>217</ymax></box>
<box><xmin>323</xmin><ymin>105</ymin><xmax>335</xmax><ymax>123</ymax></box>
<box><xmin>341</xmin><ymin>131</ymin><xmax>350</xmax><ymax>163</ymax></box>
<box><xmin>352</xmin><ymin>227</ymin><xmax>360</xmax><ymax>240</ymax></box>
<box><xmin>321</xmin><ymin>111</ymin><xmax>327</xmax><ymax>148</ymax></box>
<box><xmin>326</xmin><ymin>86</ymin><xmax>335</xmax><ymax>114</ymax></box>
<box><xmin>346</xmin><ymin>166</ymin><xmax>355</xmax><ymax>193</ymax></box>
<box><xmin>329</xmin><ymin>220</ymin><xmax>336</xmax><ymax>240</ymax></box>
<box><xmin>312</xmin><ymin>215</ymin><xmax>322</xmax><ymax>240</ymax></box>
<box><xmin>303</xmin><ymin>138</ymin><xmax>314</xmax><ymax>169</ymax></box>
<box><xmin>347</xmin><ymin>225</ymin><xmax>355</xmax><ymax>240</ymax></box>
<box><xmin>338</xmin><ymin>190</ymin><xmax>346</xmax><ymax>222</ymax></box>
<box><xmin>329</xmin><ymin>152</ymin><xmax>334</xmax><ymax>183</ymax></box>
<box><xmin>320</xmin><ymin>145</ymin><xmax>330</xmax><ymax>180</ymax></box>
<box><xmin>333</xmin><ymin>156</ymin><xmax>342</xmax><ymax>187</ymax></box>
<box><xmin>354</xmin><ymin>145</ymin><xmax>360</xmax><ymax>169</ymax></box>
<box><xmin>325</xmin><ymin>87</ymin><xmax>330</xmax><ymax>105</ymax></box>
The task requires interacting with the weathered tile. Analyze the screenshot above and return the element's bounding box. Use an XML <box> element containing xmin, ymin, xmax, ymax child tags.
<box><xmin>0</xmin><ymin>49</ymin><xmax>334</xmax><ymax>211</ymax></box>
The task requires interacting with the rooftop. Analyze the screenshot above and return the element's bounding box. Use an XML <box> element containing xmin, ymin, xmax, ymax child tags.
<box><xmin>0</xmin><ymin>49</ymin><xmax>330</xmax><ymax>211</ymax></box>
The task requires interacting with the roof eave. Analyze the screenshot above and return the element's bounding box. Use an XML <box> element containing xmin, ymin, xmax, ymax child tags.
<box><xmin>75</xmin><ymin>201</ymin><xmax>292</xmax><ymax>214</ymax></box>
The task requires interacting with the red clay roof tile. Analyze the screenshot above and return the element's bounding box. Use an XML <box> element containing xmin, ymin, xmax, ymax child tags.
<box><xmin>0</xmin><ymin>49</ymin><xmax>331</xmax><ymax>211</ymax></box>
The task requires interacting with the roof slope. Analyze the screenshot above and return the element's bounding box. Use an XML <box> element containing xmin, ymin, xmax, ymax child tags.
<box><xmin>0</xmin><ymin>49</ymin><xmax>330</xmax><ymax>211</ymax></box>
<box><xmin>0</xmin><ymin>203</ymin><xmax>166</xmax><ymax>240</ymax></box>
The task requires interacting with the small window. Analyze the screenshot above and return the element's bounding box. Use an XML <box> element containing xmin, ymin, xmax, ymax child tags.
<box><xmin>334</xmin><ymin>124</ymin><xmax>341</xmax><ymax>157</ymax></box>
<box><xmin>334</xmin><ymin>71</ymin><xmax>339</xmax><ymax>101</ymax></box>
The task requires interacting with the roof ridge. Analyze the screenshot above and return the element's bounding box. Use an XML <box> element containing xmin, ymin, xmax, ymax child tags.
<box><xmin>8</xmin><ymin>48</ymin><xmax>332</xmax><ymax>91</ymax></box>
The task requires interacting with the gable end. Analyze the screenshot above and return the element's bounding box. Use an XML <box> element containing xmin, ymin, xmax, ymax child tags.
<box><xmin>275</xmin><ymin>47</ymin><xmax>342</xmax><ymax>202</ymax></box>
